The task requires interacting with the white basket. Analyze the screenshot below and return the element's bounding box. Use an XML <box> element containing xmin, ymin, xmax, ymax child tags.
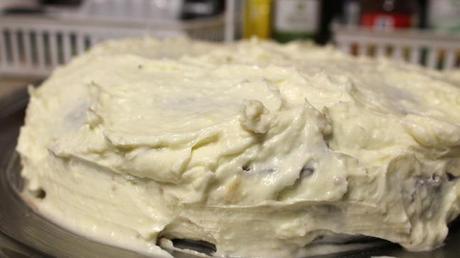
<box><xmin>334</xmin><ymin>26</ymin><xmax>460</xmax><ymax>70</ymax></box>
<box><xmin>0</xmin><ymin>15</ymin><xmax>224</xmax><ymax>77</ymax></box>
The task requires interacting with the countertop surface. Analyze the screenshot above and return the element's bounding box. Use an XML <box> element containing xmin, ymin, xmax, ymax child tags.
<box><xmin>0</xmin><ymin>77</ymin><xmax>40</xmax><ymax>98</ymax></box>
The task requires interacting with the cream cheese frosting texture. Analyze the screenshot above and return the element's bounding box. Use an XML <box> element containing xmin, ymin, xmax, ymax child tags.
<box><xmin>17</xmin><ymin>38</ymin><xmax>460</xmax><ymax>258</ymax></box>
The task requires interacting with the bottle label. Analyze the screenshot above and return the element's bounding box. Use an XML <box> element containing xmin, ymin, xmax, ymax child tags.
<box><xmin>274</xmin><ymin>0</ymin><xmax>318</xmax><ymax>33</ymax></box>
<box><xmin>361</xmin><ymin>13</ymin><xmax>412</xmax><ymax>29</ymax></box>
<box><xmin>429</xmin><ymin>0</ymin><xmax>460</xmax><ymax>32</ymax></box>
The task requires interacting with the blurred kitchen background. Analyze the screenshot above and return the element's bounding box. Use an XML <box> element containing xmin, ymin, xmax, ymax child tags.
<box><xmin>0</xmin><ymin>0</ymin><xmax>459</xmax><ymax>94</ymax></box>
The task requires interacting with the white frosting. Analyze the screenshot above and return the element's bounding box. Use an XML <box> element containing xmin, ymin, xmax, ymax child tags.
<box><xmin>18</xmin><ymin>38</ymin><xmax>460</xmax><ymax>258</ymax></box>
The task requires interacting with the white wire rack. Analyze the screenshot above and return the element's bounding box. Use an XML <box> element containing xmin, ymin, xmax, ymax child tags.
<box><xmin>0</xmin><ymin>15</ymin><xmax>224</xmax><ymax>77</ymax></box>
<box><xmin>1</xmin><ymin>3</ymin><xmax>460</xmax><ymax>78</ymax></box>
<box><xmin>48</xmin><ymin>0</ymin><xmax>183</xmax><ymax>23</ymax></box>
<box><xmin>334</xmin><ymin>26</ymin><xmax>460</xmax><ymax>70</ymax></box>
